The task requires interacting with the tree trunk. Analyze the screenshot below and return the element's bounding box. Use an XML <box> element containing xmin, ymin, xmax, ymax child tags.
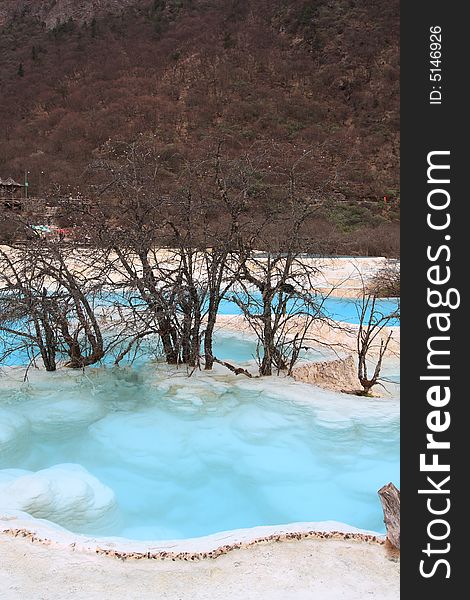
<box><xmin>378</xmin><ymin>482</ymin><xmax>400</xmax><ymax>550</ymax></box>
<box><xmin>65</xmin><ymin>339</ymin><xmax>83</xmax><ymax>368</ymax></box>
<box><xmin>260</xmin><ymin>294</ymin><xmax>273</xmax><ymax>376</ymax></box>
<box><xmin>179</xmin><ymin>298</ymin><xmax>192</xmax><ymax>365</ymax></box>
<box><xmin>358</xmin><ymin>351</ymin><xmax>374</xmax><ymax>394</ymax></box>
<box><xmin>204</xmin><ymin>311</ymin><xmax>217</xmax><ymax>370</ymax></box>
<box><xmin>66</xmin><ymin>349</ymin><xmax>105</xmax><ymax>369</ymax></box>
<box><xmin>188</xmin><ymin>305</ymin><xmax>202</xmax><ymax>368</ymax></box>
<box><xmin>158</xmin><ymin>315</ymin><xmax>178</xmax><ymax>364</ymax></box>
<box><xmin>260</xmin><ymin>349</ymin><xmax>273</xmax><ymax>376</ymax></box>
<box><xmin>33</xmin><ymin>315</ymin><xmax>56</xmax><ymax>372</ymax></box>
<box><xmin>40</xmin><ymin>346</ymin><xmax>57</xmax><ymax>372</ymax></box>
<box><xmin>39</xmin><ymin>292</ymin><xmax>57</xmax><ymax>371</ymax></box>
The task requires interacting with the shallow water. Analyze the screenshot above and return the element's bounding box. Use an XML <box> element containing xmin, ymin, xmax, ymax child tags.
<box><xmin>102</xmin><ymin>291</ymin><xmax>399</xmax><ymax>325</ymax></box>
<box><xmin>0</xmin><ymin>357</ymin><xmax>399</xmax><ymax>541</ymax></box>
<box><xmin>217</xmin><ymin>294</ymin><xmax>400</xmax><ymax>325</ymax></box>
<box><xmin>0</xmin><ymin>291</ymin><xmax>399</xmax><ymax>368</ymax></box>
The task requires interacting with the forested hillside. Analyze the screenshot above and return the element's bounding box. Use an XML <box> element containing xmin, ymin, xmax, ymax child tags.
<box><xmin>0</xmin><ymin>0</ymin><xmax>399</xmax><ymax>254</ymax></box>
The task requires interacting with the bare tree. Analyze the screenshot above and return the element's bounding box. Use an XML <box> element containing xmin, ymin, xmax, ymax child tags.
<box><xmin>230</xmin><ymin>150</ymin><xmax>336</xmax><ymax>376</ymax></box>
<box><xmin>82</xmin><ymin>138</ymin><xmax>182</xmax><ymax>364</ymax></box>
<box><xmin>85</xmin><ymin>140</ymin><xmax>259</xmax><ymax>371</ymax></box>
<box><xmin>200</xmin><ymin>145</ymin><xmax>261</xmax><ymax>370</ymax></box>
<box><xmin>32</xmin><ymin>242</ymin><xmax>107</xmax><ymax>368</ymax></box>
<box><xmin>369</xmin><ymin>260</ymin><xmax>400</xmax><ymax>298</ymax></box>
<box><xmin>232</xmin><ymin>250</ymin><xmax>332</xmax><ymax>376</ymax></box>
<box><xmin>356</xmin><ymin>293</ymin><xmax>399</xmax><ymax>395</ymax></box>
<box><xmin>0</xmin><ymin>216</ymin><xmax>129</xmax><ymax>371</ymax></box>
<box><xmin>0</xmin><ymin>246</ymin><xmax>59</xmax><ymax>371</ymax></box>
<box><xmin>1</xmin><ymin>139</ymin><xmax>359</xmax><ymax>381</ymax></box>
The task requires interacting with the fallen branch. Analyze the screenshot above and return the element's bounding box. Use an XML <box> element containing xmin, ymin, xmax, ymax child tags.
<box><xmin>213</xmin><ymin>357</ymin><xmax>253</xmax><ymax>378</ymax></box>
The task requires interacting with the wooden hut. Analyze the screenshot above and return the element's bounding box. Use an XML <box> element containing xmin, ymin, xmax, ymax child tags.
<box><xmin>0</xmin><ymin>177</ymin><xmax>24</xmax><ymax>210</ymax></box>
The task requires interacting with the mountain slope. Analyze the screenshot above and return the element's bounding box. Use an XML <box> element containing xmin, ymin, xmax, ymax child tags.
<box><xmin>0</xmin><ymin>0</ymin><xmax>138</xmax><ymax>27</ymax></box>
<box><xmin>0</xmin><ymin>0</ymin><xmax>399</xmax><ymax>248</ymax></box>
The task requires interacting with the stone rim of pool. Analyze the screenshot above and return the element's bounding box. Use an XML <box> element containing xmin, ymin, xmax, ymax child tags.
<box><xmin>0</xmin><ymin>510</ymin><xmax>384</xmax><ymax>557</ymax></box>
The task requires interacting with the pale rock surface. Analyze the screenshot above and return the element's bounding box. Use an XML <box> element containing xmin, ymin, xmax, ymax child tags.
<box><xmin>292</xmin><ymin>355</ymin><xmax>359</xmax><ymax>393</ymax></box>
<box><xmin>0</xmin><ymin>532</ymin><xmax>400</xmax><ymax>600</ymax></box>
<box><xmin>0</xmin><ymin>464</ymin><xmax>117</xmax><ymax>531</ymax></box>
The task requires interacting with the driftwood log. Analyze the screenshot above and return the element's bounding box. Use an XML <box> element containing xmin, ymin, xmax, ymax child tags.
<box><xmin>378</xmin><ymin>482</ymin><xmax>400</xmax><ymax>550</ymax></box>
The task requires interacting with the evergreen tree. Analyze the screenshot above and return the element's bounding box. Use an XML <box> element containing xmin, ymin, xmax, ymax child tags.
<box><xmin>17</xmin><ymin>63</ymin><xmax>24</xmax><ymax>77</ymax></box>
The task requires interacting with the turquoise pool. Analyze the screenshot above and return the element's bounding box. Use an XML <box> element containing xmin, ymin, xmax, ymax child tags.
<box><xmin>0</xmin><ymin>347</ymin><xmax>399</xmax><ymax>540</ymax></box>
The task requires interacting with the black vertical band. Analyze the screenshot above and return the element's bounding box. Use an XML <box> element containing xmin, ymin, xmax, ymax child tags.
<box><xmin>401</xmin><ymin>2</ymin><xmax>465</xmax><ymax>594</ymax></box>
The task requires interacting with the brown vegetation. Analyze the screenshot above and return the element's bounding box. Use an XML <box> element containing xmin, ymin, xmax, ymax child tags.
<box><xmin>0</xmin><ymin>0</ymin><xmax>399</xmax><ymax>255</ymax></box>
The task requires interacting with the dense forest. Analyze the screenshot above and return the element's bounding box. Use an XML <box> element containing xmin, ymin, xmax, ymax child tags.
<box><xmin>0</xmin><ymin>0</ymin><xmax>399</xmax><ymax>254</ymax></box>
